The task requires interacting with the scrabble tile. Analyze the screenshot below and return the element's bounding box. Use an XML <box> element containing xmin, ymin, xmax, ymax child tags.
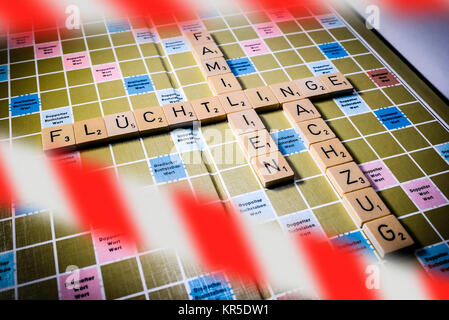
<box><xmin>343</xmin><ymin>187</ymin><xmax>390</xmax><ymax>227</ymax></box>
<box><xmin>362</xmin><ymin>214</ymin><xmax>414</xmax><ymax>257</ymax></box>
<box><xmin>42</xmin><ymin>124</ymin><xmax>76</xmax><ymax>152</ymax></box>
<box><xmin>309</xmin><ymin>138</ymin><xmax>353</xmax><ymax>170</ymax></box>
<box><xmin>185</xmin><ymin>30</ymin><xmax>214</xmax><ymax>45</ymax></box>
<box><xmin>134</xmin><ymin>106</ymin><xmax>169</xmax><ymax>134</ymax></box>
<box><xmin>318</xmin><ymin>72</ymin><xmax>353</xmax><ymax>95</ymax></box>
<box><xmin>191</xmin><ymin>96</ymin><xmax>227</xmax><ymax>124</ymax></box>
<box><xmin>73</xmin><ymin>117</ymin><xmax>109</xmax><ymax>147</ymax></box>
<box><xmin>104</xmin><ymin>111</ymin><xmax>139</xmax><ymax>139</ymax></box>
<box><xmin>244</xmin><ymin>86</ymin><xmax>280</xmax><ymax>112</ymax></box>
<box><xmin>295</xmin><ymin>76</ymin><xmax>329</xmax><ymax>98</ymax></box>
<box><xmin>251</xmin><ymin>151</ymin><xmax>294</xmax><ymax>188</ymax></box>
<box><xmin>269</xmin><ymin>81</ymin><xmax>304</xmax><ymax>104</ymax></box>
<box><xmin>199</xmin><ymin>57</ymin><xmax>231</xmax><ymax>77</ymax></box>
<box><xmin>238</xmin><ymin>129</ymin><xmax>278</xmax><ymax>158</ymax></box>
<box><xmin>296</xmin><ymin>118</ymin><xmax>336</xmax><ymax>147</ymax></box>
<box><xmin>209</xmin><ymin>73</ymin><xmax>242</xmax><ymax>95</ymax></box>
<box><xmin>326</xmin><ymin>161</ymin><xmax>370</xmax><ymax>197</ymax></box>
<box><xmin>227</xmin><ymin>109</ymin><xmax>265</xmax><ymax>135</ymax></box>
<box><xmin>283</xmin><ymin>99</ymin><xmax>321</xmax><ymax>124</ymax></box>
<box><xmin>162</xmin><ymin>101</ymin><xmax>197</xmax><ymax>128</ymax></box>
<box><xmin>192</xmin><ymin>42</ymin><xmax>223</xmax><ymax>61</ymax></box>
<box><xmin>218</xmin><ymin>91</ymin><xmax>252</xmax><ymax>114</ymax></box>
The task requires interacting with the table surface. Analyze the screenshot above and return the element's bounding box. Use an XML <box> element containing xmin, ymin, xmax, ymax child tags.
<box><xmin>345</xmin><ymin>0</ymin><xmax>449</xmax><ymax>100</ymax></box>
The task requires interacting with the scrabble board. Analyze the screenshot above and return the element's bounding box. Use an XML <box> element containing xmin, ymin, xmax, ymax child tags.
<box><xmin>1</xmin><ymin>2</ymin><xmax>449</xmax><ymax>300</ymax></box>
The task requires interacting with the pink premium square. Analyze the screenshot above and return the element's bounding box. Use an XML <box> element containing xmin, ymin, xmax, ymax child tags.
<box><xmin>92</xmin><ymin>232</ymin><xmax>136</xmax><ymax>264</ymax></box>
<box><xmin>35</xmin><ymin>42</ymin><xmax>61</xmax><ymax>59</ymax></box>
<box><xmin>241</xmin><ymin>39</ymin><xmax>269</xmax><ymax>56</ymax></box>
<box><xmin>255</xmin><ymin>22</ymin><xmax>282</xmax><ymax>38</ymax></box>
<box><xmin>63</xmin><ymin>52</ymin><xmax>90</xmax><ymax>70</ymax></box>
<box><xmin>359</xmin><ymin>160</ymin><xmax>398</xmax><ymax>190</ymax></box>
<box><xmin>403</xmin><ymin>178</ymin><xmax>448</xmax><ymax>210</ymax></box>
<box><xmin>59</xmin><ymin>266</ymin><xmax>103</xmax><ymax>300</ymax></box>
<box><xmin>93</xmin><ymin>63</ymin><xmax>121</xmax><ymax>82</ymax></box>
<box><xmin>268</xmin><ymin>9</ymin><xmax>294</xmax><ymax>22</ymax></box>
<box><xmin>8</xmin><ymin>32</ymin><xmax>33</xmax><ymax>49</ymax></box>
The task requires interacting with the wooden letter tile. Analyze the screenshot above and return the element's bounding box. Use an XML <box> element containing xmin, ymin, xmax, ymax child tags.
<box><xmin>343</xmin><ymin>187</ymin><xmax>390</xmax><ymax>227</ymax></box>
<box><xmin>191</xmin><ymin>96</ymin><xmax>227</xmax><ymax>124</ymax></box>
<box><xmin>134</xmin><ymin>106</ymin><xmax>169</xmax><ymax>134</ymax></box>
<box><xmin>283</xmin><ymin>99</ymin><xmax>321</xmax><ymax>124</ymax></box>
<box><xmin>296</xmin><ymin>118</ymin><xmax>336</xmax><ymax>147</ymax></box>
<box><xmin>244</xmin><ymin>86</ymin><xmax>279</xmax><ymax>112</ymax></box>
<box><xmin>218</xmin><ymin>91</ymin><xmax>252</xmax><ymax>114</ymax></box>
<box><xmin>326</xmin><ymin>161</ymin><xmax>370</xmax><ymax>197</ymax></box>
<box><xmin>73</xmin><ymin>117</ymin><xmax>108</xmax><ymax>147</ymax></box>
<box><xmin>209</xmin><ymin>73</ymin><xmax>242</xmax><ymax>95</ymax></box>
<box><xmin>295</xmin><ymin>77</ymin><xmax>328</xmax><ymax>98</ymax></box>
<box><xmin>104</xmin><ymin>111</ymin><xmax>139</xmax><ymax>139</ymax></box>
<box><xmin>251</xmin><ymin>151</ymin><xmax>294</xmax><ymax>187</ymax></box>
<box><xmin>362</xmin><ymin>214</ymin><xmax>414</xmax><ymax>257</ymax></box>
<box><xmin>193</xmin><ymin>42</ymin><xmax>223</xmax><ymax>61</ymax></box>
<box><xmin>185</xmin><ymin>30</ymin><xmax>214</xmax><ymax>45</ymax></box>
<box><xmin>269</xmin><ymin>81</ymin><xmax>304</xmax><ymax>104</ymax></box>
<box><xmin>309</xmin><ymin>138</ymin><xmax>353</xmax><ymax>170</ymax></box>
<box><xmin>42</xmin><ymin>124</ymin><xmax>76</xmax><ymax>152</ymax></box>
<box><xmin>200</xmin><ymin>57</ymin><xmax>231</xmax><ymax>77</ymax></box>
<box><xmin>162</xmin><ymin>102</ymin><xmax>197</xmax><ymax>128</ymax></box>
<box><xmin>318</xmin><ymin>72</ymin><xmax>353</xmax><ymax>95</ymax></box>
<box><xmin>227</xmin><ymin>109</ymin><xmax>265</xmax><ymax>135</ymax></box>
<box><xmin>238</xmin><ymin>129</ymin><xmax>278</xmax><ymax>158</ymax></box>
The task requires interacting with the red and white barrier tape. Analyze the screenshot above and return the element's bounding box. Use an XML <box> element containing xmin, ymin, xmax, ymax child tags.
<box><xmin>0</xmin><ymin>144</ymin><xmax>448</xmax><ymax>299</ymax></box>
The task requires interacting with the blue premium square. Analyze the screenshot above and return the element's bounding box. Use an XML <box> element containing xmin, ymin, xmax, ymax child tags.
<box><xmin>149</xmin><ymin>154</ymin><xmax>187</xmax><ymax>183</ymax></box>
<box><xmin>271</xmin><ymin>129</ymin><xmax>306</xmax><ymax>155</ymax></box>
<box><xmin>318</xmin><ymin>42</ymin><xmax>348</xmax><ymax>59</ymax></box>
<box><xmin>188</xmin><ymin>273</ymin><xmax>235</xmax><ymax>300</ymax></box>
<box><xmin>0</xmin><ymin>65</ymin><xmax>8</xmax><ymax>82</ymax></box>
<box><xmin>124</xmin><ymin>75</ymin><xmax>154</xmax><ymax>95</ymax></box>
<box><xmin>14</xmin><ymin>202</ymin><xmax>41</xmax><ymax>216</ymax></box>
<box><xmin>0</xmin><ymin>252</ymin><xmax>15</xmax><ymax>289</ymax></box>
<box><xmin>331</xmin><ymin>230</ymin><xmax>377</xmax><ymax>262</ymax></box>
<box><xmin>171</xmin><ymin>128</ymin><xmax>206</xmax><ymax>153</ymax></box>
<box><xmin>107</xmin><ymin>19</ymin><xmax>131</xmax><ymax>33</ymax></box>
<box><xmin>435</xmin><ymin>142</ymin><xmax>449</xmax><ymax>163</ymax></box>
<box><xmin>156</xmin><ymin>88</ymin><xmax>185</xmax><ymax>105</ymax></box>
<box><xmin>232</xmin><ymin>190</ymin><xmax>276</xmax><ymax>222</ymax></box>
<box><xmin>416</xmin><ymin>243</ymin><xmax>449</xmax><ymax>278</ymax></box>
<box><xmin>308</xmin><ymin>60</ymin><xmax>338</xmax><ymax>75</ymax></box>
<box><xmin>162</xmin><ymin>37</ymin><xmax>189</xmax><ymax>54</ymax></box>
<box><xmin>318</xmin><ymin>14</ymin><xmax>345</xmax><ymax>28</ymax></box>
<box><xmin>10</xmin><ymin>94</ymin><xmax>40</xmax><ymax>116</ymax></box>
<box><xmin>334</xmin><ymin>93</ymin><xmax>370</xmax><ymax>116</ymax></box>
<box><xmin>374</xmin><ymin>106</ymin><xmax>411</xmax><ymax>130</ymax></box>
<box><xmin>227</xmin><ymin>57</ymin><xmax>256</xmax><ymax>76</ymax></box>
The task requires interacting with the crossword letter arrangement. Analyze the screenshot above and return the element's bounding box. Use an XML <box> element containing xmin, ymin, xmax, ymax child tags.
<box><xmin>40</xmin><ymin>29</ymin><xmax>414</xmax><ymax>257</ymax></box>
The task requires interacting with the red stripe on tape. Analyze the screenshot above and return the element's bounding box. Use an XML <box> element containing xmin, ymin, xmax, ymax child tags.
<box><xmin>0</xmin><ymin>148</ymin><xmax>17</xmax><ymax>208</ymax></box>
<box><xmin>173</xmin><ymin>189</ymin><xmax>264</xmax><ymax>283</ymax></box>
<box><xmin>0</xmin><ymin>0</ymin><xmax>60</xmax><ymax>31</ymax></box>
<box><xmin>421</xmin><ymin>271</ymin><xmax>449</xmax><ymax>300</ymax></box>
<box><xmin>50</xmin><ymin>155</ymin><xmax>141</xmax><ymax>246</ymax></box>
<box><xmin>295</xmin><ymin>234</ymin><xmax>379</xmax><ymax>300</ymax></box>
